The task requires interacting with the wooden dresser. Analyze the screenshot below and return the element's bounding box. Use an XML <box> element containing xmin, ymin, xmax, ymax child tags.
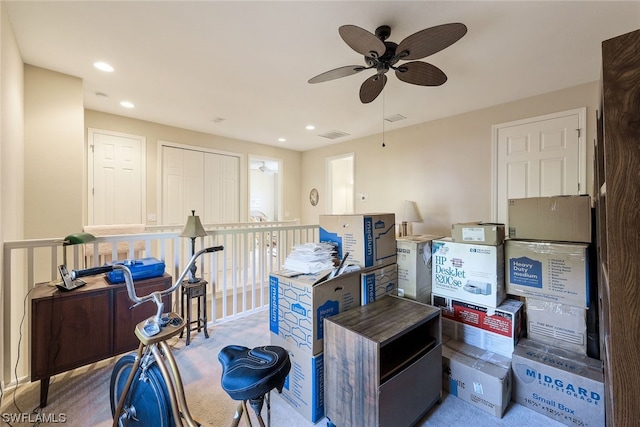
<box><xmin>30</xmin><ymin>273</ymin><xmax>172</xmax><ymax>407</ymax></box>
<box><xmin>324</xmin><ymin>295</ymin><xmax>441</xmax><ymax>427</ymax></box>
<box><xmin>596</xmin><ymin>28</ymin><xmax>640</xmax><ymax>426</ymax></box>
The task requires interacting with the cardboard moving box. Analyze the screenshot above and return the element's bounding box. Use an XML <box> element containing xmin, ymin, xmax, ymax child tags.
<box><xmin>361</xmin><ymin>264</ymin><xmax>397</xmax><ymax>305</ymax></box>
<box><xmin>319</xmin><ymin>213</ymin><xmax>396</xmax><ymax>268</ymax></box>
<box><xmin>505</xmin><ymin>240</ymin><xmax>590</xmax><ymax>308</ymax></box>
<box><xmin>526</xmin><ymin>298</ymin><xmax>587</xmax><ymax>355</ymax></box>
<box><xmin>452</xmin><ymin>222</ymin><xmax>505</xmax><ymax>246</ymax></box>
<box><xmin>508</xmin><ymin>195</ymin><xmax>592</xmax><ymax>243</ymax></box>
<box><xmin>512</xmin><ymin>338</ymin><xmax>604</xmax><ymax>427</ymax></box>
<box><xmin>432</xmin><ymin>293</ymin><xmax>523</xmax><ymax>358</ymax></box>
<box><xmin>269</xmin><ymin>268</ymin><xmax>361</xmax><ymax>355</ymax></box>
<box><xmin>442</xmin><ymin>339</ymin><xmax>512</xmax><ymax>418</ymax></box>
<box><xmin>270</xmin><ymin>333</ymin><xmax>324</xmax><ymax>423</ymax></box>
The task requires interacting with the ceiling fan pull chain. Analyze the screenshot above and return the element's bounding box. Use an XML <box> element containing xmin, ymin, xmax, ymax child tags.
<box><xmin>382</xmin><ymin>87</ymin><xmax>386</xmax><ymax>147</ymax></box>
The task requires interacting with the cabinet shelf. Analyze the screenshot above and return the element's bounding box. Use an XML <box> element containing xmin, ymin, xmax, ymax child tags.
<box><xmin>324</xmin><ymin>295</ymin><xmax>441</xmax><ymax>427</ymax></box>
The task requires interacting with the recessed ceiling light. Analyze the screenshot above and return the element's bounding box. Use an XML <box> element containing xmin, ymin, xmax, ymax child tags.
<box><xmin>94</xmin><ymin>62</ymin><xmax>114</xmax><ymax>72</ymax></box>
<box><xmin>278</xmin><ymin>138</ymin><xmax>286</xmax><ymax>142</ymax></box>
<box><xmin>120</xmin><ymin>101</ymin><xmax>135</xmax><ymax>108</ymax></box>
<box><xmin>305</xmin><ymin>125</ymin><xmax>315</xmax><ymax>130</ymax></box>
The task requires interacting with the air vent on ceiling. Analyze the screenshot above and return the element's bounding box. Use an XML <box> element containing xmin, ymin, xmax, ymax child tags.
<box><xmin>384</xmin><ymin>113</ymin><xmax>406</xmax><ymax>123</ymax></box>
<box><xmin>319</xmin><ymin>130</ymin><xmax>350</xmax><ymax>140</ymax></box>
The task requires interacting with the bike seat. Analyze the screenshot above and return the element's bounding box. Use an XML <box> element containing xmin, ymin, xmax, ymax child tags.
<box><xmin>218</xmin><ymin>345</ymin><xmax>291</xmax><ymax>401</ymax></box>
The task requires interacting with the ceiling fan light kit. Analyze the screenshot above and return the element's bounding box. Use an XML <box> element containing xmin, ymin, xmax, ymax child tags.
<box><xmin>309</xmin><ymin>22</ymin><xmax>467</xmax><ymax>103</ymax></box>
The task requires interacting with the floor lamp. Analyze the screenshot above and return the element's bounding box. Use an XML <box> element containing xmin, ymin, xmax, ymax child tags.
<box><xmin>180</xmin><ymin>210</ymin><xmax>208</xmax><ymax>283</ymax></box>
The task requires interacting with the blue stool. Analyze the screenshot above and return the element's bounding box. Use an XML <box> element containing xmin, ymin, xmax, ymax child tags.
<box><xmin>218</xmin><ymin>345</ymin><xmax>291</xmax><ymax>427</ymax></box>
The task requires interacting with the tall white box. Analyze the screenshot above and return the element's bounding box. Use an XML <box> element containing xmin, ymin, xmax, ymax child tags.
<box><xmin>432</xmin><ymin>239</ymin><xmax>506</xmax><ymax>308</ymax></box>
<box><xmin>396</xmin><ymin>235</ymin><xmax>442</xmax><ymax>303</ymax></box>
<box><xmin>319</xmin><ymin>213</ymin><xmax>396</xmax><ymax>268</ymax></box>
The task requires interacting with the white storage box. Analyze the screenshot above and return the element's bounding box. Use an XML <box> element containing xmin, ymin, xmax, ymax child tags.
<box><xmin>396</xmin><ymin>235</ymin><xmax>442</xmax><ymax>303</ymax></box>
<box><xmin>526</xmin><ymin>298</ymin><xmax>588</xmax><ymax>355</ymax></box>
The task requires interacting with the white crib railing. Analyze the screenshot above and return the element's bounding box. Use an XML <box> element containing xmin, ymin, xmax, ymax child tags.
<box><xmin>1</xmin><ymin>221</ymin><xmax>319</xmax><ymax>388</ymax></box>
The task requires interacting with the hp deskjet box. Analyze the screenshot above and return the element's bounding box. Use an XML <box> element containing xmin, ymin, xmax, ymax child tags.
<box><xmin>105</xmin><ymin>257</ymin><xmax>166</xmax><ymax>284</ymax></box>
<box><xmin>319</xmin><ymin>213</ymin><xmax>396</xmax><ymax>268</ymax></box>
<box><xmin>432</xmin><ymin>239</ymin><xmax>506</xmax><ymax>308</ymax></box>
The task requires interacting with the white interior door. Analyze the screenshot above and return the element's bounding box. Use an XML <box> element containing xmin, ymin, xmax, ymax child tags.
<box><xmin>162</xmin><ymin>146</ymin><xmax>205</xmax><ymax>225</ymax></box>
<box><xmin>88</xmin><ymin>128</ymin><xmax>145</xmax><ymax>225</ymax></box>
<box><xmin>204</xmin><ymin>152</ymin><xmax>240</xmax><ymax>223</ymax></box>
<box><xmin>161</xmin><ymin>143</ymin><xmax>240</xmax><ymax>225</ymax></box>
<box><xmin>493</xmin><ymin>108</ymin><xmax>586</xmax><ymax>225</ymax></box>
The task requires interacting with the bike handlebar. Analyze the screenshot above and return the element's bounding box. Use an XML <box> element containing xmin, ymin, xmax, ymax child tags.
<box><xmin>71</xmin><ymin>245</ymin><xmax>224</xmax><ymax>307</ymax></box>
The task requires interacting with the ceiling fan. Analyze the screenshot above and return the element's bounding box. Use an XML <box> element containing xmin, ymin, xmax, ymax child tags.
<box><xmin>308</xmin><ymin>23</ymin><xmax>467</xmax><ymax>103</ymax></box>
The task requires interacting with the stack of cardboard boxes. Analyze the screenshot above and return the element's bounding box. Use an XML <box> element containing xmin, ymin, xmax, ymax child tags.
<box><xmin>505</xmin><ymin>196</ymin><xmax>604</xmax><ymax>427</ymax></box>
<box><xmin>267</xmin><ymin>199</ymin><xmax>605</xmax><ymax>426</ymax></box>
<box><xmin>268</xmin><ymin>213</ymin><xmax>398</xmax><ymax>422</ymax></box>
<box><xmin>429</xmin><ymin>222</ymin><xmax>523</xmax><ymax>417</ymax></box>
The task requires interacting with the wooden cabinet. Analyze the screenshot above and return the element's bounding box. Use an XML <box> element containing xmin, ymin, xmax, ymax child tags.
<box><xmin>596</xmin><ymin>28</ymin><xmax>640</xmax><ymax>427</ymax></box>
<box><xmin>324</xmin><ymin>295</ymin><xmax>441</xmax><ymax>427</ymax></box>
<box><xmin>30</xmin><ymin>274</ymin><xmax>172</xmax><ymax>407</ymax></box>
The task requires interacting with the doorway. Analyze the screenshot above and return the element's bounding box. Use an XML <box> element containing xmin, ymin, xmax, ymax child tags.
<box><xmin>249</xmin><ymin>156</ymin><xmax>282</xmax><ymax>222</ymax></box>
<box><xmin>327</xmin><ymin>153</ymin><xmax>355</xmax><ymax>215</ymax></box>
<box><xmin>87</xmin><ymin>128</ymin><xmax>145</xmax><ymax>225</ymax></box>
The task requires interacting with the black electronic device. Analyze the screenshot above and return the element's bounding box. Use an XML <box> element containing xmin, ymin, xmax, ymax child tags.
<box><xmin>57</xmin><ymin>264</ymin><xmax>86</xmax><ymax>292</ymax></box>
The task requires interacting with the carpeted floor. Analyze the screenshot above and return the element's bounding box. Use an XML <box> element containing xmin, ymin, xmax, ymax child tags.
<box><xmin>0</xmin><ymin>309</ymin><xmax>562</xmax><ymax>426</ymax></box>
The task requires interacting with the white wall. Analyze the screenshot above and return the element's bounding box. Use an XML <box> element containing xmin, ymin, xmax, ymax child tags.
<box><xmin>300</xmin><ymin>82</ymin><xmax>599</xmax><ymax>236</ymax></box>
<box><xmin>1</xmin><ymin>0</ymin><xmax>25</xmax><ymax>386</ymax></box>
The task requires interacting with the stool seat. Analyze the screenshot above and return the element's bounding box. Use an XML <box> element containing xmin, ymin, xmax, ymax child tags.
<box><xmin>218</xmin><ymin>345</ymin><xmax>291</xmax><ymax>402</ymax></box>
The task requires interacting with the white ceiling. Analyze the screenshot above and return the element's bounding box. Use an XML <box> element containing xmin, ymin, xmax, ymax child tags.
<box><xmin>5</xmin><ymin>1</ymin><xmax>640</xmax><ymax>152</ymax></box>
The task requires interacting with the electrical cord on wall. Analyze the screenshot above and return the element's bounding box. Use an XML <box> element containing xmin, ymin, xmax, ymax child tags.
<box><xmin>3</xmin><ymin>286</ymin><xmax>45</xmax><ymax>427</ymax></box>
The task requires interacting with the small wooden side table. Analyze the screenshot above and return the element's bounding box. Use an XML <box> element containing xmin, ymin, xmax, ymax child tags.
<box><xmin>180</xmin><ymin>279</ymin><xmax>209</xmax><ymax>345</ymax></box>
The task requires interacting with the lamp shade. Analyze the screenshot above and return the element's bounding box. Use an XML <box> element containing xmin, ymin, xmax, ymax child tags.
<box><xmin>63</xmin><ymin>232</ymin><xmax>96</xmax><ymax>246</ymax></box>
<box><xmin>401</xmin><ymin>200</ymin><xmax>422</xmax><ymax>223</ymax></box>
<box><xmin>180</xmin><ymin>211</ymin><xmax>207</xmax><ymax>239</ymax></box>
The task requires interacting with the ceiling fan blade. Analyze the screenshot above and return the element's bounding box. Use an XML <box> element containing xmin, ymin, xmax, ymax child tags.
<box><xmin>395</xmin><ymin>61</ymin><xmax>447</xmax><ymax>86</ymax></box>
<box><xmin>308</xmin><ymin>65</ymin><xmax>366</xmax><ymax>84</ymax></box>
<box><xmin>339</xmin><ymin>25</ymin><xmax>386</xmax><ymax>58</ymax></box>
<box><xmin>396</xmin><ymin>23</ymin><xmax>467</xmax><ymax>60</ymax></box>
<box><xmin>359</xmin><ymin>74</ymin><xmax>387</xmax><ymax>103</ymax></box>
